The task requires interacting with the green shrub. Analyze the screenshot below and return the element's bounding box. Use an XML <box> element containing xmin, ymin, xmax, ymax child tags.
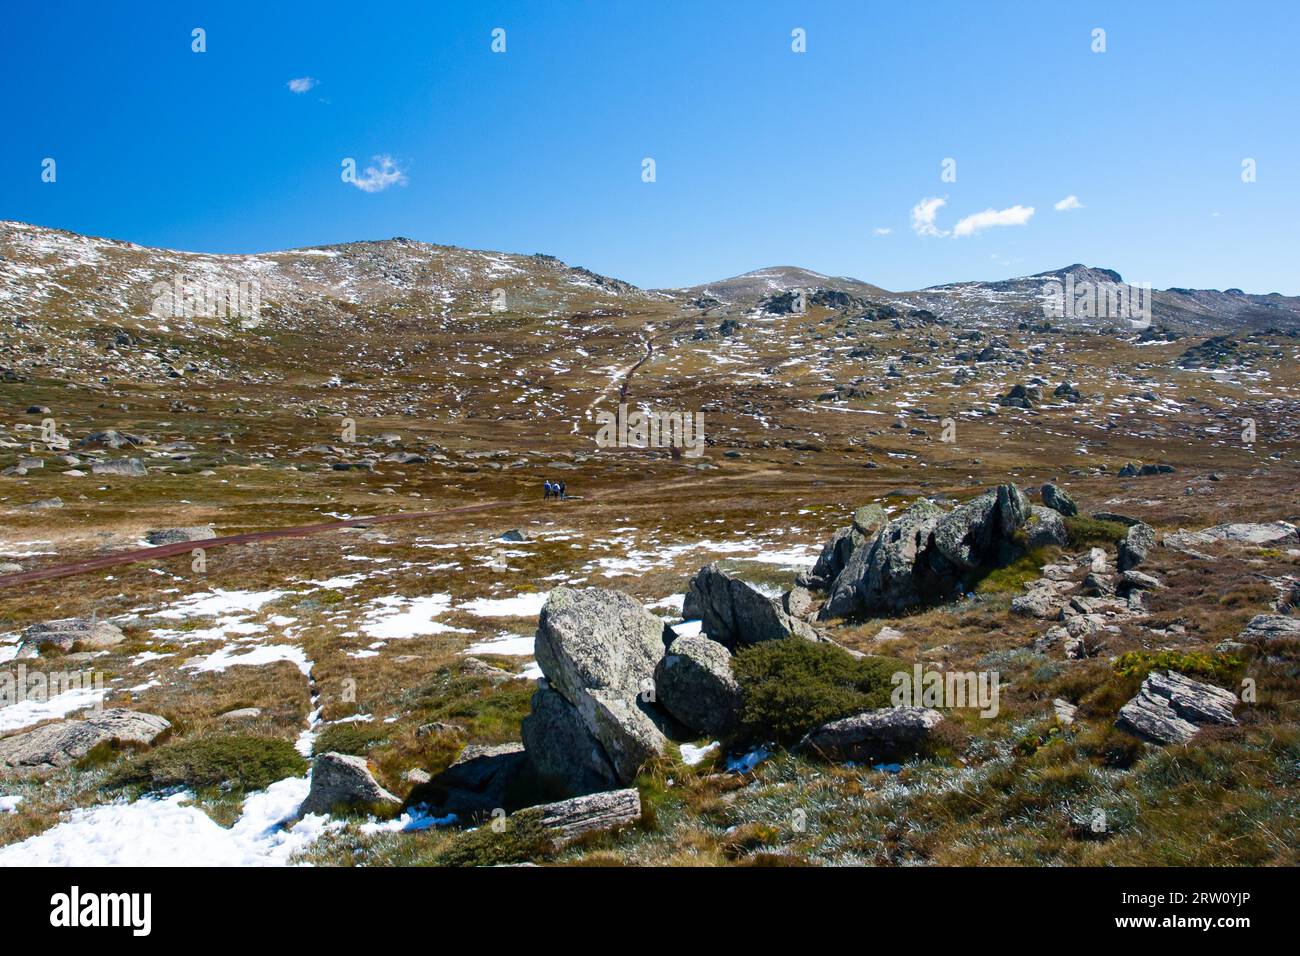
<box><xmin>1112</xmin><ymin>650</ymin><xmax>1243</xmax><ymax>686</ymax></box>
<box><xmin>973</xmin><ymin>547</ymin><xmax>1054</xmax><ymax>594</ymax></box>
<box><xmin>106</xmin><ymin>735</ymin><xmax>306</xmax><ymax>795</ymax></box>
<box><xmin>1063</xmin><ymin>516</ymin><xmax>1128</xmax><ymax>548</ymax></box>
<box><xmin>732</xmin><ymin>639</ymin><xmax>904</xmax><ymax>746</ymax></box>
<box><xmin>433</xmin><ymin>812</ymin><xmax>554</xmax><ymax>866</ymax></box>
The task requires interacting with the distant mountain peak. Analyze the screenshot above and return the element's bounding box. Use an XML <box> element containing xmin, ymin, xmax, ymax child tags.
<box><xmin>1028</xmin><ymin>264</ymin><xmax>1125</xmax><ymax>285</ymax></box>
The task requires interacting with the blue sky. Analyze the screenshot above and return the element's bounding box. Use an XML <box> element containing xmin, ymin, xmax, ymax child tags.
<box><xmin>2</xmin><ymin>1</ymin><xmax>1297</xmax><ymax>293</ymax></box>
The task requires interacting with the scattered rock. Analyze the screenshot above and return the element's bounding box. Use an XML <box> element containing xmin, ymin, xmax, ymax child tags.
<box><xmin>404</xmin><ymin>742</ymin><xmax>529</xmax><ymax>820</ymax></box>
<box><xmin>1164</xmin><ymin>521</ymin><xmax>1299</xmax><ymax>554</ymax></box>
<box><xmin>998</xmin><ymin>384</ymin><xmax>1040</xmax><ymax>409</ymax></box>
<box><xmin>530</xmin><ymin>788</ymin><xmax>642</xmax><ymax>845</ymax></box>
<box><xmin>1040</xmin><ymin>483</ymin><xmax>1078</xmax><ymax>517</ymax></box>
<box><xmin>1117</xmin><ymin>522</ymin><xmax>1155</xmax><ymax>572</ymax></box>
<box><xmin>300</xmin><ymin>752</ymin><xmax>401</xmax><ymax>816</ymax></box>
<box><xmin>1012</xmin><ymin>586</ymin><xmax>1063</xmax><ymax>619</ymax></box>
<box><xmin>1081</xmin><ymin>571</ymin><xmax>1115</xmax><ymax>597</ymax></box>
<box><xmin>1052</xmin><ymin>699</ymin><xmax>1078</xmax><ymax>725</ymax></box>
<box><xmin>0</xmin><ymin>710</ymin><xmax>171</xmax><ymax>772</ymax></box>
<box><xmin>1115</xmin><ymin>670</ymin><xmax>1238</xmax><ymax>745</ymax></box>
<box><xmin>145</xmin><ymin>526</ymin><xmax>215</xmax><ymax>546</ymax></box>
<box><xmin>500</xmin><ymin>529</ymin><xmax>530</xmax><ymax>542</ymax></box>
<box><xmin>19</xmin><ymin>497</ymin><xmax>63</xmax><ymax>511</ymax></box>
<box><xmin>80</xmin><ymin>430</ymin><xmax>146</xmax><ymax>449</ymax></box>
<box><xmin>91</xmin><ymin>457</ymin><xmax>147</xmax><ymax>477</ymax></box>
<box><xmin>20</xmin><ymin>618</ymin><xmax>125</xmax><ymax>654</ymax></box>
<box><xmin>217</xmin><ymin>707</ymin><xmax>263</xmax><ymax>721</ymax></box>
<box><xmin>797</xmin><ymin>706</ymin><xmax>943</xmax><ymax>762</ymax></box>
<box><xmin>1120</xmin><ymin>570</ymin><xmax>1164</xmax><ymax>591</ymax></box>
<box><xmin>1239</xmin><ymin>614</ymin><xmax>1300</xmax><ymax>643</ymax></box>
<box><xmin>462</xmin><ymin>656</ymin><xmax>517</xmax><ymax>683</ymax></box>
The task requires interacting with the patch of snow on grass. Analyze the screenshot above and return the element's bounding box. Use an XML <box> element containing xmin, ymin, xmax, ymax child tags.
<box><xmin>185</xmin><ymin>643</ymin><xmax>311</xmax><ymax>676</ymax></box>
<box><xmin>458</xmin><ymin>592</ymin><xmax>549</xmax><ymax>618</ymax></box>
<box><xmin>0</xmin><ymin>777</ymin><xmax>334</xmax><ymax>866</ymax></box>
<box><xmin>0</xmin><ymin>685</ymin><xmax>105</xmax><ymax>734</ymax></box>
<box><xmin>360</xmin><ymin>594</ymin><xmax>470</xmax><ymax>639</ymax></box>
<box><xmin>151</xmin><ymin>589</ymin><xmax>286</xmax><ymax>619</ymax></box>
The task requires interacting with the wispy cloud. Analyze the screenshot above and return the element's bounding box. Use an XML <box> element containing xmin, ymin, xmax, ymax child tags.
<box><xmin>1054</xmin><ymin>194</ymin><xmax>1083</xmax><ymax>212</ymax></box>
<box><xmin>873</xmin><ymin>227</ymin><xmax>892</xmax><ymax>236</ymax></box>
<box><xmin>352</xmin><ymin>155</ymin><xmax>408</xmax><ymax>193</ymax></box>
<box><xmin>287</xmin><ymin>77</ymin><xmax>317</xmax><ymax>94</ymax></box>
<box><xmin>910</xmin><ymin>197</ymin><xmax>948</xmax><ymax>237</ymax></box>
<box><xmin>952</xmin><ymin>204</ymin><xmax>1035</xmax><ymax>237</ymax></box>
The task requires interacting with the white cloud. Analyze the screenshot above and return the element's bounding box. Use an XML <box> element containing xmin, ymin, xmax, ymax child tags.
<box><xmin>952</xmin><ymin>204</ymin><xmax>1035</xmax><ymax>237</ymax></box>
<box><xmin>287</xmin><ymin>77</ymin><xmax>317</xmax><ymax>94</ymax></box>
<box><xmin>873</xmin><ymin>227</ymin><xmax>892</xmax><ymax>236</ymax></box>
<box><xmin>352</xmin><ymin>155</ymin><xmax>408</xmax><ymax>193</ymax></box>
<box><xmin>910</xmin><ymin>197</ymin><xmax>948</xmax><ymax>237</ymax></box>
<box><xmin>1054</xmin><ymin>194</ymin><xmax>1083</xmax><ymax>212</ymax></box>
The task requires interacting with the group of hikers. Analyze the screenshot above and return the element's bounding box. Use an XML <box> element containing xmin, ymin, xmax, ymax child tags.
<box><xmin>543</xmin><ymin>479</ymin><xmax>568</xmax><ymax>500</ymax></box>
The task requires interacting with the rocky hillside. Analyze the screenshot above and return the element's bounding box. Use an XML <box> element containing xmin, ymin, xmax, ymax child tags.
<box><xmin>1</xmin><ymin>221</ymin><xmax>1297</xmax><ymax>867</ymax></box>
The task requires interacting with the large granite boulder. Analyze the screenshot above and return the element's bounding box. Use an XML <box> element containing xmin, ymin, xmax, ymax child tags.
<box><xmin>1025</xmin><ymin>505</ymin><xmax>1069</xmax><ymax>550</ymax></box>
<box><xmin>931</xmin><ymin>490</ymin><xmax>999</xmax><ymax>571</ymax></box>
<box><xmin>816</xmin><ymin>484</ymin><xmax>1062</xmax><ymax>621</ymax></box>
<box><xmin>803</xmin><ymin>525</ymin><xmax>864</xmax><ymax>591</ymax></box>
<box><xmin>521</xmin><ymin>684</ymin><xmax>620</xmax><ymax>797</ymax></box>
<box><xmin>1115</xmin><ymin>670</ymin><xmax>1238</xmax><ymax>745</ymax></box>
<box><xmin>521</xmin><ymin>587</ymin><xmax>676</xmax><ymax>796</ymax></box>
<box><xmin>687</xmin><ymin>564</ymin><xmax>822</xmax><ymax>648</ymax></box>
<box><xmin>654</xmin><ymin>635</ymin><xmax>742</xmax><ymax>737</ymax></box>
<box><xmin>0</xmin><ymin>709</ymin><xmax>171</xmax><ymax>773</ymax></box>
<box><xmin>797</xmin><ymin>707</ymin><xmax>943</xmax><ymax>762</ymax></box>
<box><xmin>822</xmin><ymin>499</ymin><xmax>946</xmax><ymax>619</ymax></box>
<box><xmin>534</xmin><ymin>587</ymin><xmax>664</xmax><ymax>704</ymax></box>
